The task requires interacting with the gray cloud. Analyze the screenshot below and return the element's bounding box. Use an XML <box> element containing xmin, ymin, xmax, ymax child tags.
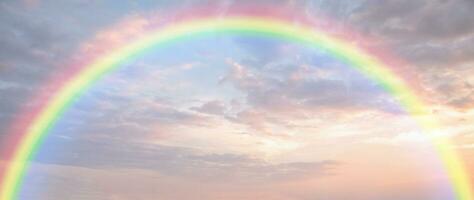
<box><xmin>190</xmin><ymin>100</ymin><xmax>227</xmax><ymax>115</ymax></box>
<box><xmin>219</xmin><ymin>57</ymin><xmax>401</xmax><ymax>133</ymax></box>
<box><xmin>34</xmin><ymin>138</ymin><xmax>339</xmax><ymax>182</ymax></box>
<box><xmin>53</xmin><ymin>89</ymin><xmax>212</xmax><ymax>142</ymax></box>
<box><xmin>0</xmin><ymin>0</ymin><xmax>125</xmax><ymax>135</ymax></box>
<box><xmin>303</xmin><ymin>0</ymin><xmax>474</xmax><ymax>109</ymax></box>
<box><xmin>347</xmin><ymin>0</ymin><xmax>474</xmax><ymax>41</ymax></box>
<box><xmin>0</xmin><ymin>0</ymin><xmax>205</xmax><ymax>135</ymax></box>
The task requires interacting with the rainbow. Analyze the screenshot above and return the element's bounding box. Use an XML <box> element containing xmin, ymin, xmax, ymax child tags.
<box><xmin>0</xmin><ymin>6</ymin><xmax>472</xmax><ymax>200</ymax></box>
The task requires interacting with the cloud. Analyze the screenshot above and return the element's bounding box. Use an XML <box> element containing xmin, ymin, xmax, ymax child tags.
<box><xmin>218</xmin><ymin>58</ymin><xmax>402</xmax><ymax>135</ymax></box>
<box><xmin>287</xmin><ymin>0</ymin><xmax>474</xmax><ymax>111</ymax></box>
<box><xmin>422</xmin><ymin>65</ymin><xmax>474</xmax><ymax>110</ymax></box>
<box><xmin>17</xmin><ymin>159</ymin><xmax>337</xmax><ymax>200</ymax></box>
<box><xmin>347</xmin><ymin>0</ymin><xmax>474</xmax><ymax>41</ymax></box>
<box><xmin>0</xmin><ymin>3</ymin><xmax>68</xmax><ymax>66</ymax></box>
<box><xmin>34</xmin><ymin>138</ymin><xmax>339</xmax><ymax>183</ymax></box>
<box><xmin>190</xmin><ymin>100</ymin><xmax>227</xmax><ymax>115</ymax></box>
<box><xmin>0</xmin><ymin>1</ymin><xmax>171</xmax><ymax>135</ymax></box>
<box><xmin>0</xmin><ymin>2</ymin><xmax>78</xmax><ymax>131</ymax></box>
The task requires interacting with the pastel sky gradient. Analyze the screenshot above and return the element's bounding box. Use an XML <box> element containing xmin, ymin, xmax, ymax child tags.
<box><xmin>1</xmin><ymin>0</ymin><xmax>474</xmax><ymax>199</ymax></box>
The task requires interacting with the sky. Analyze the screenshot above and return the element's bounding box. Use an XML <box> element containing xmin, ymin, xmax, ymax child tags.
<box><xmin>1</xmin><ymin>0</ymin><xmax>474</xmax><ymax>199</ymax></box>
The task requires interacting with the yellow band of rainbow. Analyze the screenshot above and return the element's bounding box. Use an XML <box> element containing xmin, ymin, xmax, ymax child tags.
<box><xmin>0</xmin><ymin>16</ymin><xmax>472</xmax><ymax>200</ymax></box>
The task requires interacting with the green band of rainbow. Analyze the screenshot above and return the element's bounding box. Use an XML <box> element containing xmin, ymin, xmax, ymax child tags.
<box><xmin>1</xmin><ymin>17</ymin><xmax>472</xmax><ymax>200</ymax></box>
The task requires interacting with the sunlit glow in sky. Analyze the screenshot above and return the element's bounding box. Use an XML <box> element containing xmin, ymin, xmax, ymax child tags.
<box><xmin>1</xmin><ymin>0</ymin><xmax>474</xmax><ymax>199</ymax></box>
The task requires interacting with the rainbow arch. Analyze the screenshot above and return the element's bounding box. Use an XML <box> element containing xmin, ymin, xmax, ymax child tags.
<box><xmin>0</xmin><ymin>8</ymin><xmax>472</xmax><ymax>200</ymax></box>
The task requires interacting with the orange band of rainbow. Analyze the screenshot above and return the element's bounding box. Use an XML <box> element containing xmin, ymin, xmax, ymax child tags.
<box><xmin>0</xmin><ymin>11</ymin><xmax>472</xmax><ymax>200</ymax></box>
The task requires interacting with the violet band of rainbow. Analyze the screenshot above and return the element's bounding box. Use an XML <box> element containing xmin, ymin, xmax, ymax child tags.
<box><xmin>0</xmin><ymin>17</ymin><xmax>472</xmax><ymax>200</ymax></box>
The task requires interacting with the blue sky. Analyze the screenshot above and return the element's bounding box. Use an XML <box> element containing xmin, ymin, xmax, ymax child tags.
<box><xmin>1</xmin><ymin>0</ymin><xmax>474</xmax><ymax>199</ymax></box>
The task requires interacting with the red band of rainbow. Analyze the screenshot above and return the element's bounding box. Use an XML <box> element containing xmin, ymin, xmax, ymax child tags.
<box><xmin>1</xmin><ymin>6</ymin><xmax>472</xmax><ymax>200</ymax></box>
